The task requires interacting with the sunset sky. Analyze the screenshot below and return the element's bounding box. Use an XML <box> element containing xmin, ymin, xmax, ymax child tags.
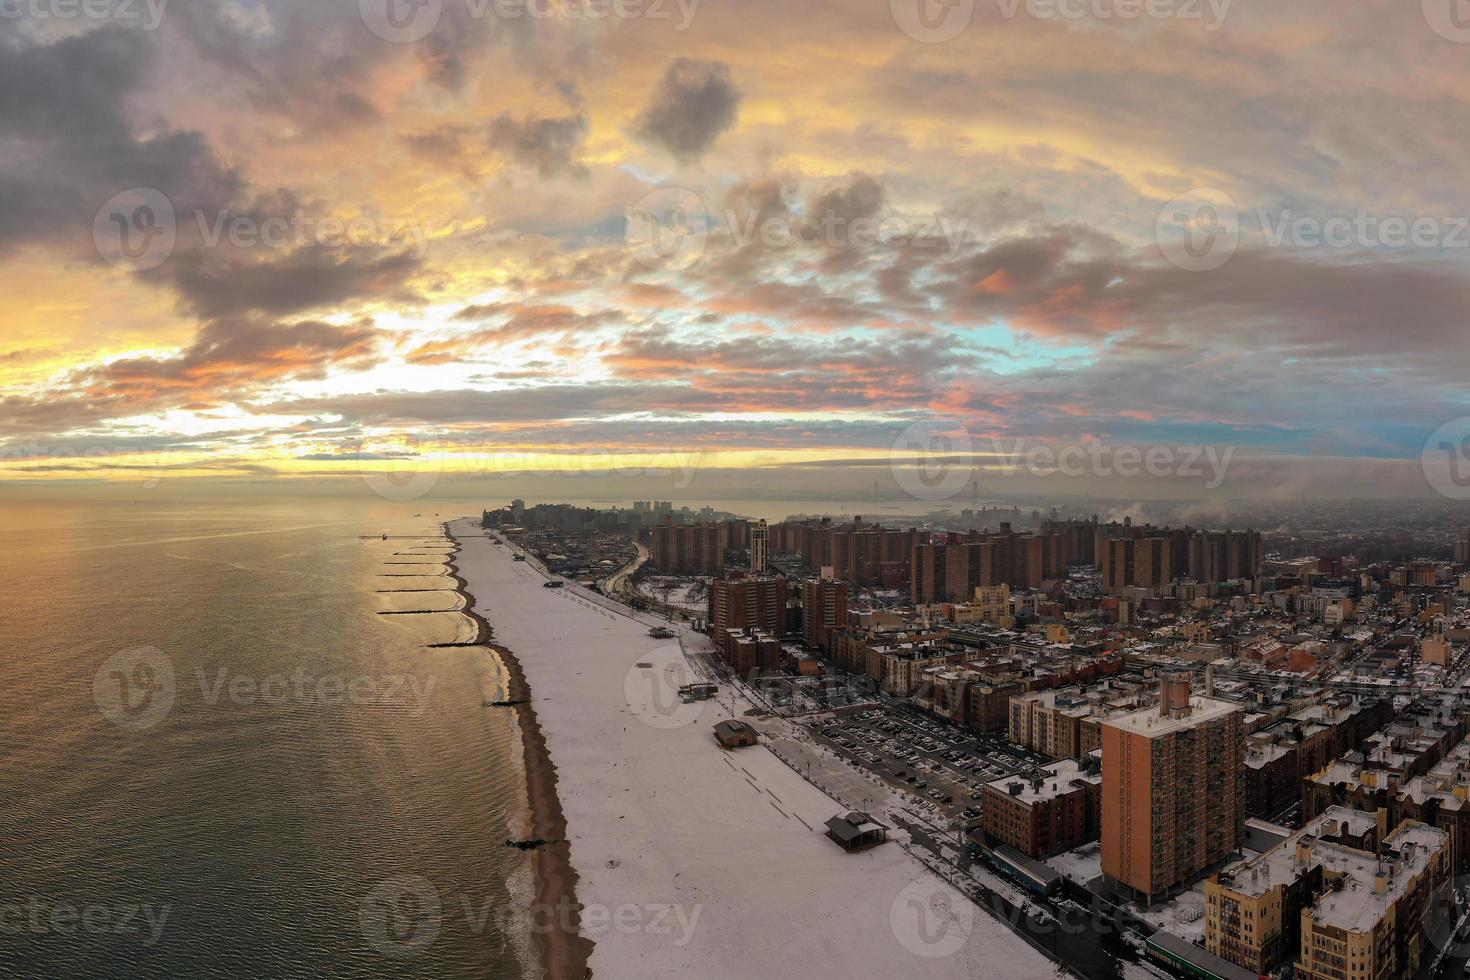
<box><xmin>3</xmin><ymin>0</ymin><xmax>1469</xmax><ymax>499</ymax></box>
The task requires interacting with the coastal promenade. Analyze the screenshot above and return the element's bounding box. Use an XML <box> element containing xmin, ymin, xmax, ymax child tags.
<box><xmin>451</xmin><ymin>519</ymin><xmax>1056</xmax><ymax>978</ymax></box>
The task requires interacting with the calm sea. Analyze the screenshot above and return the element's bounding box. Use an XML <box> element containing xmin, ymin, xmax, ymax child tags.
<box><xmin>0</xmin><ymin>498</ymin><xmax>534</xmax><ymax>979</ymax></box>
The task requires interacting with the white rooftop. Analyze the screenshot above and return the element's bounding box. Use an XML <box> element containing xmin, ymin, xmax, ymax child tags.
<box><xmin>1102</xmin><ymin>695</ymin><xmax>1240</xmax><ymax>738</ymax></box>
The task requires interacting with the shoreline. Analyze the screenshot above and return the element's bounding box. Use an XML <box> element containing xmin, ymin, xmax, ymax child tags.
<box><xmin>443</xmin><ymin>523</ymin><xmax>594</xmax><ymax>980</ymax></box>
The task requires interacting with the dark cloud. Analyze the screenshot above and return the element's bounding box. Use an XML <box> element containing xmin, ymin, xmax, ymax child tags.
<box><xmin>158</xmin><ymin>246</ymin><xmax>424</xmax><ymax>319</ymax></box>
<box><xmin>407</xmin><ymin>304</ymin><xmax>623</xmax><ymax>364</ymax></box>
<box><xmin>0</xmin><ymin>27</ymin><xmax>239</xmax><ymax>253</ymax></box>
<box><xmin>633</xmin><ymin>58</ymin><xmax>741</xmax><ymax>162</ymax></box>
<box><xmin>487</xmin><ymin>114</ymin><xmax>589</xmax><ymax>177</ymax></box>
<box><xmin>72</xmin><ymin>315</ymin><xmax>383</xmax><ymax>407</ymax></box>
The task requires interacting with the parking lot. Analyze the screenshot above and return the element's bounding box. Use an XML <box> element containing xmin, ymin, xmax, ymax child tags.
<box><xmin>806</xmin><ymin>701</ymin><xmax>1052</xmax><ymax>823</ymax></box>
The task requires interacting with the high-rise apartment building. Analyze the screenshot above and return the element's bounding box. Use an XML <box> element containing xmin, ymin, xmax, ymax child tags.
<box><xmin>650</xmin><ymin>519</ymin><xmax>726</xmax><ymax>576</ymax></box>
<box><xmin>911</xmin><ymin>525</ymin><xmax>1069</xmax><ymax>603</ymax></box>
<box><xmin>750</xmin><ymin>520</ymin><xmax>768</xmax><ymax>575</ymax></box>
<box><xmin>1101</xmin><ymin>674</ymin><xmax>1244</xmax><ymax>903</ymax></box>
<box><xmin>707</xmin><ymin>576</ymin><xmax>787</xmax><ymax>637</ymax></box>
<box><xmin>1187</xmin><ymin>529</ymin><xmax>1264</xmax><ymax>584</ymax></box>
<box><xmin>1100</xmin><ymin>535</ymin><xmax>1175</xmax><ymax>593</ymax></box>
<box><xmin>800</xmin><ymin>576</ymin><xmax>848</xmax><ymax>652</ymax></box>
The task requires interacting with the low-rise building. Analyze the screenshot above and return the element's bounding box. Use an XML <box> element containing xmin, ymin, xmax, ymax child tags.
<box><xmin>981</xmin><ymin>758</ymin><xmax>1102</xmax><ymax>858</ymax></box>
<box><xmin>1205</xmin><ymin>807</ymin><xmax>1382</xmax><ymax>973</ymax></box>
<box><xmin>1294</xmin><ymin>821</ymin><xmax>1451</xmax><ymax>980</ymax></box>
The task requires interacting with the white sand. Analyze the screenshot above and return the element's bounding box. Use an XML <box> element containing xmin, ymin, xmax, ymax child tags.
<box><xmin>452</xmin><ymin>521</ymin><xmax>1056</xmax><ymax>979</ymax></box>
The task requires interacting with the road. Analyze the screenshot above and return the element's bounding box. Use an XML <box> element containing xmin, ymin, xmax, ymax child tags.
<box><xmin>896</xmin><ymin>814</ymin><xmax>1142</xmax><ymax>980</ymax></box>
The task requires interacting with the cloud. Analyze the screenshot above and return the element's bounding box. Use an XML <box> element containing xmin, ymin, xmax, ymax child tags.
<box><xmin>0</xmin><ymin>27</ymin><xmax>238</xmax><ymax>254</ymax></box>
<box><xmin>487</xmin><ymin>114</ymin><xmax>589</xmax><ymax>177</ymax></box>
<box><xmin>158</xmin><ymin>246</ymin><xmax>425</xmax><ymax>319</ymax></box>
<box><xmin>75</xmin><ymin>316</ymin><xmax>382</xmax><ymax>408</ymax></box>
<box><xmin>633</xmin><ymin>58</ymin><xmax>741</xmax><ymax>162</ymax></box>
<box><xmin>405</xmin><ymin>304</ymin><xmax>623</xmax><ymax>364</ymax></box>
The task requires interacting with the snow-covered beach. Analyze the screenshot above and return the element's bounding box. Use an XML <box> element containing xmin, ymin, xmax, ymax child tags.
<box><xmin>451</xmin><ymin>519</ymin><xmax>1056</xmax><ymax>978</ymax></box>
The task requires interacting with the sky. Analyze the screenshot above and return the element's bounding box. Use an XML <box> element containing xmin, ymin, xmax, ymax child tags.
<box><xmin>3</xmin><ymin>0</ymin><xmax>1470</xmax><ymax>503</ymax></box>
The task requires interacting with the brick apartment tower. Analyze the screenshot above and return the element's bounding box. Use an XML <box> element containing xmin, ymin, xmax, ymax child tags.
<box><xmin>1101</xmin><ymin>673</ymin><xmax>1244</xmax><ymax>903</ymax></box>
<box><xmin>801</xmin><ymin>574</ymin><xmax>848</xmax><ymax>652</ymax></box>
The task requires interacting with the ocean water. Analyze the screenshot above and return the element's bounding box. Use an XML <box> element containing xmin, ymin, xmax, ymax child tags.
<box><xmin>0</xmin><ymin>498</ymin><xmax>533</xmax><ymax>979</ymax></box>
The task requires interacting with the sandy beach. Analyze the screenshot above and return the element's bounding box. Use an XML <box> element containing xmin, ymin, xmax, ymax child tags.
<box><xmin>444</xmin><ymin>527</ymin><xmax>595</xmax><ymax>980</ymax></box>
<box><xmin>451</xmin><ymin>518</ymin><xmax>1056</xmax><ymax>979</ymax></box>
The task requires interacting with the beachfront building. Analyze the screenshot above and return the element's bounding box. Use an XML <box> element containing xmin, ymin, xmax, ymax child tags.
<box><xmin>713</xmin><ymin>720</ymin><xmax>759</xmax><ymax>749</ymax></box>
<box><xmin>981</xmin><ymin>758</ymin><xmax>1102</xmax><ymax>858</ymax></box>
<box><xmin>824</xmin><ymin>811</ymin><xmax>889</xmax><ymax>853</ymax></box>
<box><xmin>1101</xmin><ymin>673</ymin><xmax>1244</xmax><ymax>903</ymax></box>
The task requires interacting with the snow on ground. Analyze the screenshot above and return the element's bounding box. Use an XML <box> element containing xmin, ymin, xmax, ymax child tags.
<box><xmin>454</xmin><ymin>521</ymin><xmax>1055</xmax><ymax>980</ymax></box>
